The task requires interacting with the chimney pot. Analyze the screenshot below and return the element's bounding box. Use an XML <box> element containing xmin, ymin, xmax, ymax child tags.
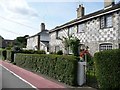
<box><xmin>41</xmin><ymin>23</ymin><xmax>45</xmax><ymax>31</ymax></box>
<box><xmin>104</xmin><ymin>0</ymin><xmax>115</xmax><ymax>8</ymax></box>
<box><xmin>77</xmin><ymin>4</ymin><xmax>84</xmax><ymax>18</ymax></box>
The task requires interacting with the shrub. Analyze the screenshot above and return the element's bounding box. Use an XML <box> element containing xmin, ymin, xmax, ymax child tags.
<box><xmin>50</xmin><ymin>52</ymin><xmax>56</xmax><ymax>54</ymax></box>
<box><xmin>34</xmin><ymin>50</ymin><xmax>46</xmax><ymax>54</ymax></box>
<box><xmin>15</xmin><ymin>54</ymin><xmax>78</xmax><ymax>86</ymax></box>
<box><xmin>56</xmin><ymin>50</ymin><xmax>63</xmax><ymax>55</ymax></box>
<box><xmin>20</xmin><ymin>50</ymin><xmax>34</xmax><ymax>54</ymax></box>
<box><xmin>20</xmin><ymin>50</ymin><xmax>46</xmax><ymax>54</ymax></box>
<box><xmin>94</xmin><ymin>49</ymin><xmax>120</xmax><ymax>89</ymax></box>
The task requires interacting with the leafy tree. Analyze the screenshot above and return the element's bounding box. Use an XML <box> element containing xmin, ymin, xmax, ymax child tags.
<box><xmin>69</xmin><ymin>37</ymin><xmax>80</xmax><ymax>56</ymax></box>
<box><xmin>60</xmin><ymin>35</ymin><xmax>81</xmax><ymax>56</ymax></box>
<box><xmin>14</xmin><ymin>35</ymin><xmax>29</xmax><ymax>48</ymax></box>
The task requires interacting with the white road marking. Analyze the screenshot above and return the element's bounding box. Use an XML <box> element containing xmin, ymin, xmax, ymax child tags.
<box><xmin>0</xmin><ymin>64</ymin><xmax>38</xmax><ymax>90</ymax></box>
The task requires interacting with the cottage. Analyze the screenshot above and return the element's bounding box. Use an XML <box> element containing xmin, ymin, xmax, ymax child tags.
<box><xmin>26</xmin><ymin>23</ymin><xmax>50</xmax><ymax>53</ymax></box>
<box><xmin>49</xmin><ymin>0</ymin><xmax>120</xmax><ymax>55</ymax></box>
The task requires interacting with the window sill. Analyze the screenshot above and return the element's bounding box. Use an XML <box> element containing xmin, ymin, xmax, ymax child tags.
<box><xmin>100</xmin><ymin>26</ymin><xmax>113</xmax><ymax>29</ymax></box>
<box><xmin>77</xmin><ymin>31</ymin><xmax>85</xmax><ymax>33</ymax></box>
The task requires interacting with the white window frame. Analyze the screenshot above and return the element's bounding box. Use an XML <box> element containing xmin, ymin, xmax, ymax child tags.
<box><xmin>55</xmin><ymin>46</ymin><xmax>60</xmax><ymax>53</ymax></box>
<box><xmin>56</xmin><ymin>30</ymin><xmax>60</xmax><ymax>39</ymax></box>
<box><xmin>99</xmin><ymin>43</ymin><xmax>112</xmax><ymax>51</ymax></box>
<box><xmin>100</xmin><ymin>14</ymin><xmax>113</xmax><ymax>29</ymax></box>
<box><xmin>106</xmin><ymin>15</ymin><xmax>113</xmax><ymax>28</ymax></box>
<box><xmin>68</xmin><ymin>26</ymin><xmax>75</xmax><ymax>36</ymax></box>
<box><xmin>78</xmin><ymin>23</ymin><xmax>85</xmax><ymax>33</ymax></box>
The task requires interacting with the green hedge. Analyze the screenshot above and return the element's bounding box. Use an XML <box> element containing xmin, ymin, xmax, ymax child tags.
<box><xmin>94</xmin><ymin>49</ymin><xmax>120</xmax><ymax>89</ymax></box>
<box><xmin>6</xmin><ymin>50</ymin><xmax>14</xmax><ymax>62</ymax></box>
<box><xmin>0</xmin><ymin>49</ymin><xmax>4</xmax><ymax>60</ymax></box>
<box><xmin>15</xmin><ymin>54</ymin><xmax>78</xmax><ymax>86</ymax></box>
<box><xmin>20</xmin><ymin>50</ymin><xmax>46</xmax><ymax>54</ymax></box>
<box><xmin>0</xmin><ymin>49</ymin><xmax>7</xmax><ymax>60</ymax></box>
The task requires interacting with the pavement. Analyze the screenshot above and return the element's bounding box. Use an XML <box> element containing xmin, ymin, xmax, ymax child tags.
<box><xmin>0</xmin><ymin>60</ymin><xmax>66</xmax><ymax>89</ymax></box>
<box><xmin>1</xmin><ymin>65</ymin><xmax>35</xmax><ymax>89</ymax></box>
<box><xmin>0</xmin><ymin>60</ymin><xmax>97</xmax><ymax>90</ymax></box>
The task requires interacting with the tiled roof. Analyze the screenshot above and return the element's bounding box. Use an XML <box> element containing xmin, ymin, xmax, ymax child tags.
<box><xmin>27</xmin><ymin>30</ymin><xmax>49</xmax><ymax>39</ymax></box>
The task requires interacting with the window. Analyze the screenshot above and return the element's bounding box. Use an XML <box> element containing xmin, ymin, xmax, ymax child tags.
<box><xmin>100</xmin><ymin>15</ymin><xmax>113</xmax><ymax>28</ymax></box>
<box><xmin>56</xmin><ymin>31</ymin><xmax>59</xmax><ymax>39</ymax></box>
<box><xmin>100</xmin><ymin>16</ymin><xmax>105</xmax><ymax>29</ymax></box>
<box><xmin>68</xmin><ymin>26</ymin><xmax>75</xmax><ymax>36</ymax></box>
<box><xmin>106</xmin><ymin>15</ymin><xmax>112</xmax><ymax>27</ymax></box>
<box><xmin>99</xmin><ymin>43</ymin><xmax>112</xmax><ymax>51</ymax></box>
<box><xmin>55</xmin><ymin>46</ymin><xmax>60</xmax><ymax>53</ymax></box>
<box><xmin>78</xmin><ymin>23</ymin><xmax>85</xmax><ymax>33</ymax></box>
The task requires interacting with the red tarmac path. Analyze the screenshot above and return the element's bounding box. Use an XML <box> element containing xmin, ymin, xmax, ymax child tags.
<box><xmin>0</xmin><ymin>60</ymin><xmax>66</xmax><ymax>89</ymax></box>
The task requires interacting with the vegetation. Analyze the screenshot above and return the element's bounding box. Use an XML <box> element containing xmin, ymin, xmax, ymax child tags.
<box><xmin>14</xmin><ymin>35</ymin><xmax>29</xmax><ymax>48</ymax></box>
<box><xmin>56</xmin><ymin>50</ymin><xmax>63</xmax><ymax>55</ymax></box>
<box><xmin>60</xmin><ymin>35</ymin><xmax>80</xmax><ymax>56</ymax></box>
<box><xmin>94</xmin><ymin>49</ymin><xmax>120</xmax><ymax>89</ymax></box>
<box><xmin>15</xmin><ymin>53</ymin><xmax>78</xmax><ymax>86</ymax></box>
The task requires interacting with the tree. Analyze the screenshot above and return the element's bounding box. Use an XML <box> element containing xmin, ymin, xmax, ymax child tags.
<box><xmin>60</xmin><ymin>35</ymin><xmax>81</xmax><ymax>56</ymax></box>
<box><xmin>14</xmin><ymin>35</ymin><xmax>29</xmax><ymax>48</ymax></box>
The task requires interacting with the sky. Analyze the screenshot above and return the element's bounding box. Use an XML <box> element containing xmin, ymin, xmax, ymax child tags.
<box><xmin>0</xmin><ymin>0</ymin><xmax>119</xmax><ymax>40</ymax></box>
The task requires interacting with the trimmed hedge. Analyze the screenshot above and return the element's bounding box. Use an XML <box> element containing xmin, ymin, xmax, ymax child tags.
<box><xmin>6</xmin><ymin>50</ymin><xmax>14</xmax><ymax>62</ymax></box>
<box><xmin>15</xmin><ymin>54</ymin><xmax>78</xmax><ymax>86</ymax></box>
<box><xmin>94</xmin><ymin>49</ymin><xmax>120</xmax><ymax>89</ymax></box>
<box><xmin>20</xmin><ymin>50</ymin><xmax>46</xmax><ymax>54</ymax></box>
<box><xmin>0</xmin><ymin>49</ymin><xmax>7</xmax><ymax>60</ymax></box>
<box><xmin>0</xmin><ymin>49</ymin><xmax>4</xmax><ymax>60</ymax></box>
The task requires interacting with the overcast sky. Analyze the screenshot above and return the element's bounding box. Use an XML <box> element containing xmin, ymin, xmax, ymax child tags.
<box><xmin>0</xmin><ymin>0</ymin><xmax>119</xmax><ymax>40</ymax></box>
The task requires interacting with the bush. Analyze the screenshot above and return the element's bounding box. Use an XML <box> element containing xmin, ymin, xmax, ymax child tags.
<box><xmin>34</xmin><ymin>50</ymin><xmax>46</xmax><ymax>54</ymax></box>
<box><xmin>56</xmin><ymin>50</ymin><xmax>63</xmax><ymax>55</ymax></box>
<box><xmin>50</xmin><ymin>52</ymin><xmax>56</xmax><ymax>54</ymax></box>
<box><xmin>20</xmin><ymin>50</ymin><xmax>34</xmax><ymax>54</ymax></box>
<box><xmin>94</xmin><ymin>49</ymin><xmax>120</xmax><ymax>89</ymax></box>
<box><xmin>15</xmin><ymin>54</ymin><xmax>78</xmax><ymax>86</ymax></box>
<box><xmin>19</xmin><ymin>50</ymin><xmax>46</xmax><ymax>54</ymax></box>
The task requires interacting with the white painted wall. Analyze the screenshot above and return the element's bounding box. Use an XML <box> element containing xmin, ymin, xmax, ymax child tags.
<box><xmin>27</xmin><ymin>36</ymin><xmax>38</xmax><ymax>50</ymax></box>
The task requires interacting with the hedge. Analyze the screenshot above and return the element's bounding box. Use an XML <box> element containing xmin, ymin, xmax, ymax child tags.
<box><xmin>94</xmin><ymin>49</ymin><xmax>120</xmax><ymax>89</ymax></box>
<box><xmin>20</xmin><ymin>50</ymin><xmax>46</xmax><ymax>54</ymax></box>
<box><xmin>0</xmin><ymin>49</ymin><xmax>3</xmax><ymax>59</ymax></box>
<box><xmin>6</xmin><ymin>50</ymin><xmax>14</xmax><ymax>62</ymax></box>
<box><xmin>0</xmin><ymin>49</ymin><xmax>7</xmax><ymax>60</ymax></box>
<box><xmin>15</xmin><ymin>54</ymin><xmax>78</xmax><ymax>86</ymax></box>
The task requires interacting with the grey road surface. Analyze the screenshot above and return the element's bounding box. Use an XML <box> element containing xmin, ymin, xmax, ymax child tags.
<box><xmin>0</xmin><ymin>65</ymin><xmax>36</xmax><ymax>90</ymax></box>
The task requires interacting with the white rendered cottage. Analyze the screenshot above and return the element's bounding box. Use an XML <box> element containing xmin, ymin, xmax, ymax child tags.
<box><xmin>26</xmin><ymin>23</ymin><xmax>50</xmax><ymax>53</ymax></box>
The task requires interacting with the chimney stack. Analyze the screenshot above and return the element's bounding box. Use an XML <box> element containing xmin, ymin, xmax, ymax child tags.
<box><xmin>41</xmin><ymin>23</ymin><xmax>45</xmax><ymax>31</ymax></box>
<box><xmin>104</xmin><ymin>0</ymin><xmax>115</xmax><ymax>8</ymax></box>
<box><xmin>77</xmin><ymin>4</ymin><xmax>84</xmax><ymax>18</ymax></box>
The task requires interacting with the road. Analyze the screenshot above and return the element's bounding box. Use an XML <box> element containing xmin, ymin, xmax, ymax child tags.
<box><xmin>0</xmin><ymin>65</ymin><xmax>36</xmax><ymax>90</ymax></box>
